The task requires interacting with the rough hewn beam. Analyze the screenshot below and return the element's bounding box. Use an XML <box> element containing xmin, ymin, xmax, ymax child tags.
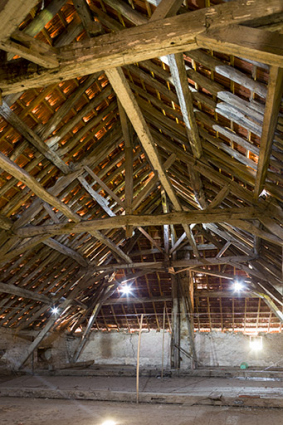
<box><xmin>196</xmin><ymin>25</ymin><xmax>283</xmax><ymax>67</ymax></box>
<box><xmin>0</xmin><ymin>153</ymin><xmax>80</xmax><ymax>222</ymax></box>
<box><xmin>1</xmin><ymin>0</ymin><xmax>283</xmax><ymax>94</ymax></box>
<box><xmin>15</xmin><ymin>207</ymin><xmax>266</xmax><ymax>238</ymax></box>
<box><xmin>0</xmin><ymin>31</ymin><xmax>59</xmax><ymax>68</ymax></box>
<box><xmin>0</xmin><ymin>281</ymin><xmax>51</xmax><ymax>304</ymax></box>
<box><xmin>0</xmin><ymin>0</ymin><xmax>39</xmax><ymax>41</ymax></box>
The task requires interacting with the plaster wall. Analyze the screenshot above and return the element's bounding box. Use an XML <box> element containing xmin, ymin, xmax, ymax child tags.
<box><xmin>66</xmin><ymin>330</ymin><xmax>171</xmax><ymax>368</ymax></box>
<box><xmin>1</xmin><ymin>328</ymin><xmax>283</xmax><ymax>371</ymax></box>
<box><xmin>195</xmin><ymin>331</ymin><xmax>283</xmax><ymax>368</ymax></box>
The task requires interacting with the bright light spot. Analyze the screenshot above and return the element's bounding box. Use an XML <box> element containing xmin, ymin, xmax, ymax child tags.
<box><xmin>250</xmin><ymin>337</ymin><xmax>263</xmax><ymax>351</ymax></box>
<box><xmin>120</xmin><ymin>285</ymin><xmax>132</xmax><ymax>296</ymax></box>
<box><xmin>102</xmin><ymin>421</ymin><xmax>116</xmax><ymax>425</ymax></box>
<box><xmin>233</xmin><ymin>281</ymin><xmax>243</xmax><ymax>292</ymax></box>
<box><xmin>51</xmin><ymin>307</ymin><xmax>59</xmax><ymax>314</ymax></box>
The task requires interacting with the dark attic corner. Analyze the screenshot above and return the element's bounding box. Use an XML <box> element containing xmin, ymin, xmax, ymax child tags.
<box><xmin>0</xmin><ymin>0</ymin><xmax>283</xmax><ymax>423</ymax></box>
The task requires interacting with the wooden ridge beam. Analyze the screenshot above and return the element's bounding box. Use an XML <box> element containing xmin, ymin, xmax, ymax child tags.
<box><xmin>1</xmin><ymin>0</ymin><xmax>283</xmax><ymax>94</ymax></box>
<box><xmin>15</xmin><ymin>207</ymin><xmax>267</xmax><ymax>238</ymax></box>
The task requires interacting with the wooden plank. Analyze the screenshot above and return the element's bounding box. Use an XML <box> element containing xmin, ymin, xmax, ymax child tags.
<box><xmin>0</xmin><ymin>0</ymin><xmax>39</xmax><ymax>41</ymax></box>
<box><xmin>15</xmin><ymin>207</ymin><xmax>265</xmax><ymax>237</ymax></box>
<box><xmin>0</xmin><ymin>281</ymin><xmax>51</xmax><ymax>304</ymax></box>
<box><xmin>254</xmin><ymin>66</ymin><xmax>283</xmax><ymax>198</ymax></box>
<box><xmin>196</xmin><ymin>25</ymin><xmax>283</xmax><ymax>67</ymax></box>
<box><xmin>1</xmin><ymin>0</ymin><xmax>283</xmax><ymax>94</ymax></box>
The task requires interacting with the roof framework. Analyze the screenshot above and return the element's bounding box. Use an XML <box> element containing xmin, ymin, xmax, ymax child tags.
<box><xmin>0</xmin><ymin>0</ymin><xmax>282</xmax><ymax>366</ymax></box>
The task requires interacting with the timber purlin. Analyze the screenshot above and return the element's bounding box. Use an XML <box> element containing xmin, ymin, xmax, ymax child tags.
<box><xmin>0</xmin><ymin>0</ymin><xmax>282</xmax><ymax>368</ymax></box>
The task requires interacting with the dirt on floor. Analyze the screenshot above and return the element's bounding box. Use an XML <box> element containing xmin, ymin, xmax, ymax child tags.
<box><xmin>0</xmin><ymin>397</ymin><xmax>282</xmax><ymax>425</ymax></box>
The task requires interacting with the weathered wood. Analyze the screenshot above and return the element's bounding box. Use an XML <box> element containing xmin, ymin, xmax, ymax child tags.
<box><xmin>103</xmin><ymin>296</ymin><xmax>172</xmax><ymax>305</ymax></box>
<box><xmin>207</xmin><ymin>185</ymin><xmax>230</xmax><ymax>210</ymax></box>
<box><xmin>168</xmin><ymin>53</ymin><xmax>202</xmax><ymax>158</ymax></box>
<box><xmin>196</xmin><ymin>25</ymin><xmax>283</xmax><ymax>67</ymax></box>
<box><xmin>73</xmin><ymin>0</ymin><xmax>102</xmax><ymax>36</ymax></box>
<box><xmin>84</xmin><ymin>165</ymin><xmax>124</xmax><ymax>208</ymax></box>
<box><xmin>254</xmin><ymin>66</ymin><xmax>283</xmax><ymax>198</ymax></box>
<box><xmin>196</xmin><ymin>290</ymin><xmax>256</xmax><ymax>299</ymax></box>
<box><xmin>0</xmin><ymin>281</ymin><xmax>51</xmax><ymax>304</ymax></box>
<box><xmin>15</xmin><ymin>207</ymin><xmax>266</xmax><ymax>237</ymax></box>
<box><xmin>0</xmin><ymin>101</ymin><xmax>70</xmax><ymax>174</ymax></box>
<box><xmin>0</xmin><ymin>0</ymin><xmax>39</xmax><ymax>41</ymax></box>
<box><xmin>0</xmin><ymin>153</ymin><xmax>80</xmax><ymax>222</ymax></box>
<box><xmin>44</xmin><ymin>238</ymin><xmax>88</xmax><ymax>268</ymax></box>
<box><xmin>67</xmin><ymin>256</ymin><xmax>256</xmax><ymax>273</ymax></box>
<box><xmin>18</xmin><ymin>298</ymin><xmax>73</xmax><ymax>368</ymax></box>
<box><xmin>1</xmin><ymin>0</ymin><xmax>283</xmax><ymax>94</ymax></box>
<box><xmin>150</xmin><ymin>0</ymin><xmax>183</xmax><ymax>21</ymax></box>
<box><xmin>0</xmin><ymin>31</ymin><xmax>59</xmax><ymax>68</ymax></box>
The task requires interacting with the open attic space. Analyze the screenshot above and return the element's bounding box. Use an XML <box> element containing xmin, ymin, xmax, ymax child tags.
<box><xmin>0</xmin><ymin>0</ymin><xmax>283</xmax><ymax>423</ymax></box>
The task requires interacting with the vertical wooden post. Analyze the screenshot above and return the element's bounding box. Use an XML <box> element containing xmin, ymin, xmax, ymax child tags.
<box><xmin>136</xmin><ymin>313</ymin><xmax>143</xmax><ymax>404</ymax></box>
<box><xmin>161</xmin><ymin>305</ymin><xmax>166</xmax><ymax>378</ymax></box>
<box><xmin>171</xmin><ymin>275</ymin><xmax>180</xmax><ymax>369</ymax></box>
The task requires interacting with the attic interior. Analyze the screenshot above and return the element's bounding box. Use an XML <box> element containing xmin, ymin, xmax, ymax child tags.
<box><xmin>0</xmin><ymin>0</ymin><xmax>282</xmax><ymax>423</ymax></box>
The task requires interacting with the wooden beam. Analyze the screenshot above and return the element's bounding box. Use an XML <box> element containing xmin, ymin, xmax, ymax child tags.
<box><xmin>44</xmin><ymin>238</ymin><xmax>89</xmax><ymax>268</ymax></box>
<box><xmin>1</xmin><ymin>0</ymin><xmax>283</xmax><ymax>94</ymax></box>
<box><xmin>196</xmin><ymin>25</ymin><xmax>283</xmax><ymax>67</ymax></box>
<box><xmin>254</xmin><ymin>66</ymin><xmax>283</xmax><ymax>198</ymax></box>
<box><xmin>107</xmin><ymin>67</ymin><xmax>200</xmax><ymax>256</ymax></box>
<box><xmin>69</xmin><ymin>256</ymin><xmax>255</xmax><ymax>273</ymax></box>
<box><xmin>104</xmin><ymin>296</ymin><xmax>172</xmax><ymax>305</ymax></box>
<box><xmin>167</xmin><ymin>53</ymin><xmax>202</xmax><ymax>158</ymax></box>
<box><xmin>72</xmin><ymin>0</ymin><xmax>101</xmax><ymax>36</ymax></box>
<box><xmin>196</xmin><ymin>290</ymin><xmax>256</xmax><ymax>298</ymax></box>
<box><xmin>0</xmin><ymin>101</ymin><xmax>70</xmax><ymax>174</ymax></box>
<box><xmin>0</xmin><ymin>281</ymin><xmax>51</xmax><ymax>304</ymax></box>
<box><xmin>18</xmin><ymin>298</ymin><xmax>72</xmax><ymax>368</ymax></box>
<box><xmin>150</xmin><ymin>0</ymin><xmax>183</xmax><ymax>21</ymax></box>
<box><xmin>0</xmin><ymin>152</ymin><xmax>80</xmax><ymax>222</ymax></box>
<box><xmin>15</xmin><ymin>207</ymin><xmax>266</xmax><ymax>237</ymax></box>
<box><xmin>0</xmin><ymin>31</ymin><xmax>59</xmax><ymax>68</ymax></box>
<box><xmin>0</xmin><ymin>0</ymin><xmax>39</xmax><ymax>41</ymax></box>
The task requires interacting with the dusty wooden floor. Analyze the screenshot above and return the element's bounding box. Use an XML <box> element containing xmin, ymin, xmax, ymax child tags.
<box><xmin>0</xmin><ymin>398</ymin><xmax>282</xmax><ymax>425</ymax></box>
